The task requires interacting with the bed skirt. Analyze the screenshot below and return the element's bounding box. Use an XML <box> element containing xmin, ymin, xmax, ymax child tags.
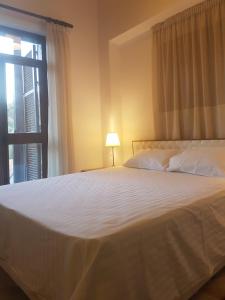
<box><xmin>1</xmin><ymin>265</ymin><xmax>225</xmax><ymax>300</ymax></box>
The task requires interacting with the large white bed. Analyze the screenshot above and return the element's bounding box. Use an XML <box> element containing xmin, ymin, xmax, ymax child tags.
<box><xmin>1</xmin><ymin>140</ymin><xmax>225</xmax><ymax>300</ymax></box>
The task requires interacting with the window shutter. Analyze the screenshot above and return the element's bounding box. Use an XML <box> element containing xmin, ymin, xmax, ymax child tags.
<box><xmin>22</xmin><ymin>49</ymin><xmax>42</xmax><ymax>180</ymax></box>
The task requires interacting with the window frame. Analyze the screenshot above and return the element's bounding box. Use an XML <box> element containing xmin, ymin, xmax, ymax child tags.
<box><xmin>0</xmin><ymin>26</ymin><xmax>48</xmax><ymax>185</ymax></box>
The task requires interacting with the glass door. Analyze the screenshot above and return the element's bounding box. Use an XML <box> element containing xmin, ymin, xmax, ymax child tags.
<box><xmin>0</xmin><ymin>26</ymin><xmax>48</xmax><ymax>185</ymax></box>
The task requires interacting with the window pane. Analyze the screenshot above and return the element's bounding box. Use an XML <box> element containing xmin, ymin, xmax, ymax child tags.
<box><xmin>0</xmin><ymin>32</ymin><xmax>42</xmax><ymax>60</ymax></box>
<box><xmin>6</xmin><ymin>63</ymin><xmax>41</xmax><ymax>133</ymax></box>
<box><xmin>9</xmin><ymin>144</ymin><xmax>42</xmax><ymax>184</ymax></box>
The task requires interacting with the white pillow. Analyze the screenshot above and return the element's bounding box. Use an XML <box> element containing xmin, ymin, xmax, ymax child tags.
<box><xmin>124</xmin><ymin>149</ymin><xmax>179</xmax><ymax>171</ymax></box>
<box><xmin>167</xmin><ymin>147</ymin><xmax>225</xmax><ymax>177</ymax></box>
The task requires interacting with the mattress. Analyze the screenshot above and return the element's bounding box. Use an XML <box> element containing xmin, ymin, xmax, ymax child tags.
<box><xmin>1</xmin><ymin>167</ymin><xmax>225</xmax><ymax>300</ymax></box>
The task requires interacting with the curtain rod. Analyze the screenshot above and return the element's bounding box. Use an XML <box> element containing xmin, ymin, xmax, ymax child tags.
<box><xmin>0</xmin><ymin>3</ymin><xmax>74</xmax><ymax>28</ymax></box>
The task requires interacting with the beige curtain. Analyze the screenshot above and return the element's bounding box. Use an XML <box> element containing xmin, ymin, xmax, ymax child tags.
<box><xmin>47</xmin><ymin>23</ymin><xmax>73</xmax><ymax>176</ymax></box>
<box><xmin>152</xmin><ymin>0</ymin><xmax>225</xmax><ymax>140</ymax></box>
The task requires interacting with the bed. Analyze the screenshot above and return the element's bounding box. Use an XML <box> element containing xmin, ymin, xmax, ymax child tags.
<box><xmin>1</xmin><ymin>139</ymin><xmax>225</xmax><ymax>300</ymax></box>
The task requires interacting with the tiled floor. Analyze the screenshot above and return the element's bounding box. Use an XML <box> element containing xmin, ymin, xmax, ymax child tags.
<box><xmin>0</xmin><ymin>268</ymin><xmax>28</xmax><ymax>300</ymax></box>
<box><xmin>0</xmin><ymin>287</ymin><xmax>28</xmax><ymax>300</ymax></box>
<box><xmin>192</xmin><ymin>268</ymin><xmax>225</xmax><ymax>300</ymax></box>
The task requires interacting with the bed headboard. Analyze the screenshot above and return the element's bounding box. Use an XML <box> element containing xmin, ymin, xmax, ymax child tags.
<box><xmin>132</xmin><ymin>139</ymin><xmax>225</xmax><ymax>155</ymax></box>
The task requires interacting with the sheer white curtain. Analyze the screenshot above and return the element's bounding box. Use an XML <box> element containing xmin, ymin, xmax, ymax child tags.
<box><xmin>47</xmin><ymin>23</ymin><xmax>73</xmax><ymax>177</ymax></box>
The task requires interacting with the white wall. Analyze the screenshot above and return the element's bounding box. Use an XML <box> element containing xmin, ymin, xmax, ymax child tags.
<box><xmin>120</xmin><ymin>32</ymin><xmax>154</xmax><ymax>160</ymax></box>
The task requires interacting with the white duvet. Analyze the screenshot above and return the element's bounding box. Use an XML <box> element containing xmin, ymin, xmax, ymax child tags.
<box><xmin>1</xmin><ymin>167</ymin><xmax>225</xmax><ymax>300</ymax></box>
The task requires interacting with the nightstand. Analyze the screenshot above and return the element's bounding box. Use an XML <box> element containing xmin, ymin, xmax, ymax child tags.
<box><xmin>80</xmin><ymin>167</ymin><xmax>105</xmax><ymax>172</ymax></box>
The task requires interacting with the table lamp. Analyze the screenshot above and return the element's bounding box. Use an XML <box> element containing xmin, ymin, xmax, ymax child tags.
<box><xmin>105</xmin><ymin>132</ymin><xmax>120</xmax><ymax>167</ymax></box>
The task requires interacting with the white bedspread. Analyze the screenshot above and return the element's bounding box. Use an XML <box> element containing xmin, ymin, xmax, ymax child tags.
<box><xmin>1</xmin><ymin>167</ymin><xmax>225</xmax><ymax>300</ymax></box>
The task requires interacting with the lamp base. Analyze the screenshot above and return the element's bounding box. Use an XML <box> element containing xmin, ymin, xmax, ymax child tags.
<box><xmin>111</xmin><ymin>146</ymin><xmax>115</xmax><ymax>167</ymax></box>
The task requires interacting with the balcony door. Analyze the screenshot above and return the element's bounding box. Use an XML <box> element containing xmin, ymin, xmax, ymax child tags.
<box><xmin>0</xmin><ymin>26</ymin><xmax>48</xmax><ymax>185</ymax></box>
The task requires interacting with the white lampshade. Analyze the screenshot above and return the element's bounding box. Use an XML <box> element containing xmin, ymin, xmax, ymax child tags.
<box><xmin>105</xmin><ymin>132</ymin><xmax>120</xmax><ymax>147</ymax></box>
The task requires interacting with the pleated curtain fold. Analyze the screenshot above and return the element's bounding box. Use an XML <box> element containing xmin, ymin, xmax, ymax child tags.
<box><xmin>152</xmin><ymin>0</ymin><xmax>225</xmax><ymax>140</ymax></box>
<box><xmin>47</xmin><ymin>23</ymin><xmax>73</xmax><ymax>176</ymax></box>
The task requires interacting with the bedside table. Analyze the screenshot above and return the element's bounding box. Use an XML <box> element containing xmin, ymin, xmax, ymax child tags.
<box><xmin>80</xmin><ymin>167</ymin><xmax>105</xmax><ymax>172</ymax></box>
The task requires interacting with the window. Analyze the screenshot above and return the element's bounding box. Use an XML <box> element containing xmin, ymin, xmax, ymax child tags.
<box><xmin>0</xmin><ymin>26</ymin><xmax>48</xmax><ymax>185</ymax></box>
